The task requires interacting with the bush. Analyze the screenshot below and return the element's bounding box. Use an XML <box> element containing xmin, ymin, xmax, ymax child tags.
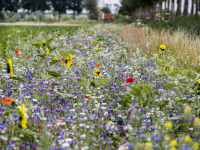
<box><xmin>114</xmin><ymin>15</ymin><xmax>133</xmax><ymax>24</ymax></box>
<box><xmin>0</xmin><ymin>12</ymin><xmax>5</xmax><ymax>20</ymax></box>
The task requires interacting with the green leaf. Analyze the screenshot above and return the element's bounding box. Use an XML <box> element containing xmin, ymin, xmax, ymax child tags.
<box><xmin>32</xmin><ymin>43</ymin><xmax>41</xmax><ymax>49</ymax></box>
<box><xmin>129</xmin><ymin>86</ymin><xmax>141</xmax><ymax>97</ymax></box>
<box><xmin>51</xmin><ymin>83</ymin><xmax>62</xmax><ymax>86</ymax></box>
<box><xmin>99</xmin><ymin>78</ymin><xmax>109</xmax><ymax>86</ymax></box>
<box><xmin>10</xmin><ymin>77</ymin><xmax>24</xmax><ymax>82</ymax></box>
<box><xmin>47</xmin><ymin>70</ymin><xmax>61</xmax><ymax>77</ymax></box>
<box><xmin>49</xmin><ymin>60</ymin><xmax>59</xmax><ymax>66</ymax></box>
<box><xmin>24</xmin><ymin>129</ymin><xmax>38</xmax><ymax>136</ymax></box>
<box><xmin>56</xmin><ymin>92</ymin><xmax>74</xmax><ymax>98</ymax></box>
<box><xmin>37</xmin><ymin>54</ymin><xmax>46</xmax><ymax>59</ymax></box>
<box><xmin>158</xmin><ymin>101</ymin><xmax>169</xmax><ymax>109</ymax></box>
<box><xmin>165</xmin><ymin>82</ymin><xmax>177</xmax><ymax>89</ymax></box>
<box><xmin>76</xmin><ymin>82</ymin><xmax>85</xmax><ymax>88</ymax></box>
<box><xmin>46</xmin><ymin>38</ymin><xmax>53</xmax><ymax>46</ymax></box>
<box><xmin>176</xmin><ymin>99</ymin><xmax>189</xmax><ymax>103</ymax></box>
<box><xmin>48</xmin><ymin>46</ymin><xmax>56</xmax><ymax>53</ymax></box>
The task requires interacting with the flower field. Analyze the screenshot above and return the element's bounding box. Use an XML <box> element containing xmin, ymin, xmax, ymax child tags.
<box><xmin>0</xmin><ymin>25</ymin><xmax>200</xmax><ymax>150</ymax></box>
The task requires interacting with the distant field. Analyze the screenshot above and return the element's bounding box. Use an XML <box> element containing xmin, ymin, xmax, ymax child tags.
<box><xmin>0</xmin><ymin>26</ymin><xmax>79</xmax><ymax>54</ymax></box>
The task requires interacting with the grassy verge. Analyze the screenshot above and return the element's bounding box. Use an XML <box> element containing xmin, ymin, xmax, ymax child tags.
<box><xmin>117</xmin><ymin>25</ymin><xmax>200</xmax><ymax>72</ymax></box>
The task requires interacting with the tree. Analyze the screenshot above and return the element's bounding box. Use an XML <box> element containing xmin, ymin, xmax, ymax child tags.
<box><xmin>0</xmin><ymin>0</ymin><xmax>4</xmax><ymax>11</ymax></box>
<box><xmin>3</xmin><ymin>0</ymin><xmax>19</xmax><ymax>20</ymax></box>
<box><xmin>183</xmin><ymin>0</ymin><xmax>189</xmax><ymax>16</ymax></box>
<box><xmin>36</xmin><ymin>0</ymin><xmax>50</xmax><ymax>21</ymax></box>
<box><xmin>68</xmin><ymin>0</ymin><xmax>84</xmax><ymax>20</ymax></box>
<box><xmin>119</xmin><ymin>0</ymin><xmax>160</xmax><ymax>20</ymax></box>
<box><xmin>51</xmin><ymin>0</ymin><xmax>67</xmax><ymax>22</ymax></box>
<box><xmin>176</xmin><ymin>0</ymin><xmax>181</xmax><ymax>17</ymax></box>
<box><xmin>171</xmin><ymin>0</ymin><xmax>175</xmax><ymax>19</ymax></box>
<box><xmin>21</xmin><ymin>0</ymin><xmax>37</xmax><ymax>21</ymax></box>
<box><xmin>101</xmin><ymin>7</ymin><xmax>111</xmax><ymax>13</ymax></box>
<box><xmin>196</xmin><ymin>0</ymin><xmax>199</xmax><ymax>17</ymax></box>
<box><xmin>191</xmin><ymin>0</ymin><xmax>195</xmax><ymax>15</ymax></box>
<box><xmin>84</xmin><ymin>0</ymin><xmax>99</xmax><ymax>20</ymax></box>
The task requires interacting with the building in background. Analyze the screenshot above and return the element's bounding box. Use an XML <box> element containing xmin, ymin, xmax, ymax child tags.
<box><xmin>98</xmin><ymin>0</ymin><xmax>121</xmax><ymax>14</ymax></box>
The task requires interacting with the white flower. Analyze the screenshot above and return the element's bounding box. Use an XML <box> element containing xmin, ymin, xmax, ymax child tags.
<box><xmin>118</xmin><ymin>145</ymin><xmax>129</xmax><ymax>150</ymax></box>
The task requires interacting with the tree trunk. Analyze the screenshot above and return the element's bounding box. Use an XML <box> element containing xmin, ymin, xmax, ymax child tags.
<box><xmin>196</xmin><ymin>0</ymin><xmax>199</xmax><ymax>17</ymax></box>
<box><xmin>171</xmin><ymin>0</ymin><xmax>175</xmax><ymax>19</ymax></box>
<box><xmin>176</xmin><ymin>0</ymin><xmax>182</xmax><ymax>17</ymax></box>
<box><xmin>73</xmin><ymin>10</ymin><xmax>75</xmax><ymax>20</ymax></box>
<box><xmin>164</xmin><ymin>0</ymin><xmax>167</xmax><ymax>19</ymax></box>
<box><xmin>183</xmin><ymin>0</ymin><xmax>189</xmax><ymax>16</ymax></box>
<box><xmin>191</xmin><ymin>0</ymin><xmax>195</xmax><ymax>15</ymax></box>
<box><xmin>167</xmin><ymin>0</ymin><xmax>170</xmax><ymax>19</ymax></box>
<box><xmin>159</xmin><ymin>0</ymin><xmax>163</xmax><ymax>15</ymax></box>
<box><xmin>43</xmin><ymin>11</ymin><xmax>45</xmax><ymax>22</ymax></box>
<box><xmin>59</xmin><ymin>12</ymin><xmax>61</xmax><ymax>22</ymax></box>
<box><xmin>151</xmin><ymin>2</ymin><xmax>157</xmax><ymax>21</ymax></box>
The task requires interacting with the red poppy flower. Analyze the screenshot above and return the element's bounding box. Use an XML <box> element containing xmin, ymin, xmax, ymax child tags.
<box><xmin>61</xmin><ymin>58</ymin><xmax>65</xmax><ymax>62</ymax></box>
<box><xmin>25</xmin><ymin>53</ymin><xmax>28</xmax><ymax>55</ymax></box>
<box><xmin>2</xmin><ymin>97</ymin><xmax>13</xmax><ymax>104</ymax></box>
<box><xmin>37</xmin><ymin>125</ymin><xmax>43</xmax><ymax>130</ymax></box>
<box><xmin>126</xmin><ymin>78</ymin><xmax>134</xmax><ymax>83</ymax></box>
<box><xmin>85</xmin><ymin>96</ymin><xmax>88</xmax><ymax>98</ymax></box>
<box><xmin>53</xmin><ymin>39</ymin><xmax>55</xmax><ymax>41</ymax></box>
<box><xmin>15</xmin><ymin>50</ymin><xmax>19</xmax><ymax>55</ymax></box>
<box><xmin>95</xmin><ymin>63</ymin><xmax>101</xmax><ymax>67</ymax></box>
<box><xmin>0</xmin><ymin>98</ymin><xmax>2</xmax><ymax>101</ymax></box>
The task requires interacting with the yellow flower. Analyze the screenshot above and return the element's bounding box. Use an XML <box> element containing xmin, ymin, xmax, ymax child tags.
<box><xmin>164</xmin><ymin>135</ymin><xmax>171</xmax><ymax>141</ymax></box>
<box><xmin>163</xmin><ymin>67</ymin><xmax>173</xmax><ymax>74</ymax></box>
<box><xmin>66</xmin><ymin>55</ymin><xmax>74</xmax><ymax>68</ymax></box>
<box><xmin>193</xmin><ymin>142</ymin><xmax>199</xmax><ymax>150</ymax></box>
<box><xmin>19</xmin><ymin>104</ymin><xmax>28</xmax><ymax>129</ymax></box>
<box><xmin>54</xmin><ymin>57</ymin><xmax>58</xmax><ymax>60</ymax></box>
<box><xmin>194</xmin><ymin>117</ymin><xmax>200</xmax><ymax>126</ymax></box>
<box><xmin>170</xmin><ymin>147</ymin><xmax>177</xmax><ymax>150</ymax></box>
<box><xmin>160</xmin><ymin>44</ymin><xmax>166</xmax><ymax>50</ymax></box>
<box><xmin>165</xmin><ymin>121</ymin><xmax>173</xmax><ymax>129</ymax></box>
<box><xmin>184</xmin><ymin>105</ymin><xmax>191</xmax><ymax>113</ymax></box>
<box><xmin>20</xmin><ymin>116</ymin><xmax>28</xmax><ymax>129</ymax></box>
<box><xmin>20</xmin><ymin>104</ymin><xmax>26</xmax><ymax>115</ymax></box>
<box><xmin>45</xmin><ymin>46</ymin><xmax>49</xmax><ymax>55</ymax></box>
<box><xmin>184</xmin><ymin>136</ymin><xmax>192</xmax><ymax>143</ymax></box>
<box><xmin>8</xmin><ymin>59</ymin><xmax>13</xmax><ymax>76</ymax></box>
<box><xmin>145</xmin><ymin>142</ymin><xmax>152</xmax><ymax>150</ymax></box>
<box><xmin>170</xmin><ymin>140</ymin><xmax>177</xmax><ymax>146</ymax></box>
<box><xmin>94</xmin><ymin>69</ymin><xmax>102</xmax><ymax>77</ymax></box>
<box><xmin>197</xmin><ymin>79</ymin><xmax>200</xmax><ymax>84</ymax></box>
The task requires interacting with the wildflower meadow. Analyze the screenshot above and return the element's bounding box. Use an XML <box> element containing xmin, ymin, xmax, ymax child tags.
<box><xmin>0</xmin><ymin>24</ymin><xmax>200</xmax><ymax>150</ymax></box>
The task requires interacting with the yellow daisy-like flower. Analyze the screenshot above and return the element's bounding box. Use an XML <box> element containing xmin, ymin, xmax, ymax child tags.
<box><xmin>45</xmin><ymin>46</ymin><xmax>49</xmax><ymax>55</ymax></box>
<box><xmin>66</xmin><ymin>55</ymin><xmax>74</xmax><ymax>68</ymax></box>
<box><xmin>184</xmin><ymin>136</ymin><xmax>192</xmax><ymax>143</ymax></box>
<box><xmin>54</xmin><ymin>57</ymin><xmax>58</xmax><ymax>60</ymax></box>
<box><xmin>193</xmin><ymin>142</ymin><xmax>199</xmax><ymax>150</ymax></box>
<box><xmin>19</xmin><ymin>104</ymin><xmax>26</xmax><ymax>115</ymax></box>
<box><xmin>160</xmin><ymin>44</ymin><xmax>166</xmax><ymax>51</ymax></box>
<box><xmin>197</xmin><ymin>79</ymin><xmax>200</xmax><ymax>84</ymax></box>
<box><xmin>170</xmin><ymin>147</ymin><xmax>177</xmax><ymax>150</ymax></box>
<box><xmin>194</xmin><ymin>117</ymin><xmax>200</xmax><ymax>126</ymax></box>
<box><xmin>170</xmin><ymin>140</ymin><xmax>177</xmax><ymax>147</ymax></box>
<box><xmin>94</xmin><ymin>69</ymin><xmax>102</xmax><ymax>77</ymax></box>
<box><xmin>20</xmin><ymin>116</ymin><xmax>28</xmax><ymax>129</ymax></box>
<box><xmin>165</xmin><ymin>121</ymin><xmax>173</xmax><ymax>129</ymax></box>
<box><xmin>145</xmin><ymin>142</ymin><xmax>152</xmax><ymax>150</ymax></box>
<box><xmin>19</xmin><ymin>104</ymin><xmax>28</xmax><ymax>129</ymax></box>
<box><xmin>184</xmin><ymin>105</ymin><xmax>191</xmax><ymax>113</ymax></box>
<box><xmin>8</xmin><ymin>59</ymin><xmax>13</xmax><ymax>76</ymax></box>
<box><xmin>163</xmin><ymin>67</ymin><xmax>173</xmax><ymax>73</ymax></box>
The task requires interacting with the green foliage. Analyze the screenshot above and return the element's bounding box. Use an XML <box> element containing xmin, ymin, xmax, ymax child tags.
<box><xmin>84</xmin><ymin>0</ymin><xmax>99</xmax><ymax>20</ymax></box>
<box><xmin>101</xmin><ymin>7</ymin><xmax>111</xmax><ymax>13</ymax></box>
